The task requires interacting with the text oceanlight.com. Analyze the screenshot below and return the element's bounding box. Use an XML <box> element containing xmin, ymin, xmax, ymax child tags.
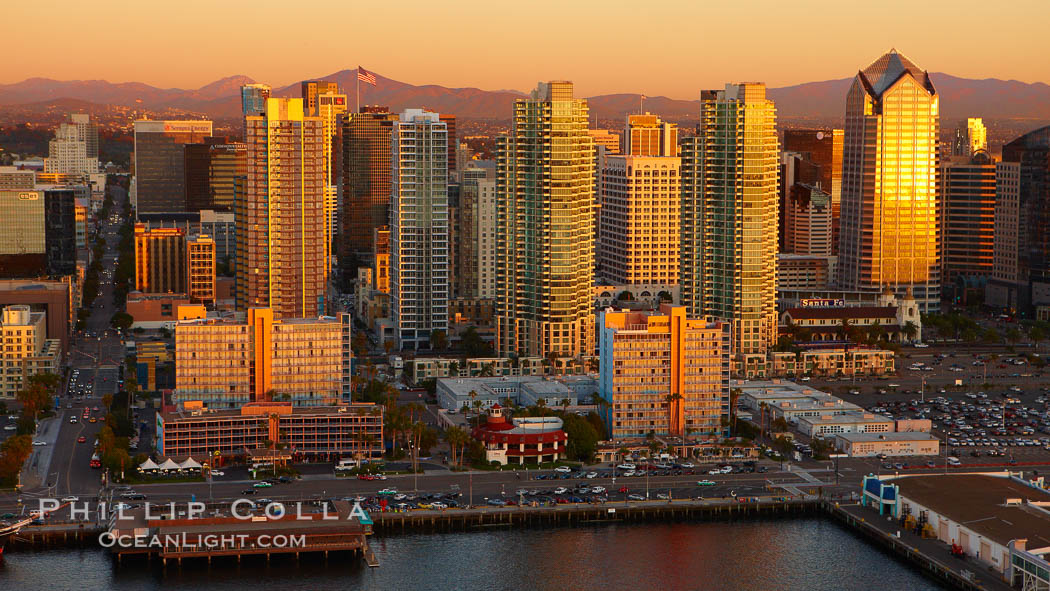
<box><xmin>99</xmin><ymin>532</ymin><xmax>306</xmax><ymax>549</ymax></box>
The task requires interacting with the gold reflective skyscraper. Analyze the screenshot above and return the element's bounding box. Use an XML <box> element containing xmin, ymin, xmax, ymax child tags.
<box><xmin>837</xmin><ymin>50</ymin><xmax>941</xmax><ymax>311</ymax></box>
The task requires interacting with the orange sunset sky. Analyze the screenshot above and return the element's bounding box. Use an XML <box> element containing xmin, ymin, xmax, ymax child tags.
<box><xmin>2</xmin><ymin>0</ymin><xmax>1046</xmax><ymax>98</ymax></box>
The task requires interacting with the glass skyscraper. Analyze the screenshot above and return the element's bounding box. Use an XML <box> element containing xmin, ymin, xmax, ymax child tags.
<box><xmin>681</xmin><ymin>83</ymin><xmax>779</xmax><ymax>357</ymax></box>
<box><xmin>837</xmin><ymin>50</ymin><xmax>941</xmax><ymax>311</ymax></box>
<box><xmin>496</xmin><ymin>81</ymin><xmax>595</xmax><ymax>362</ymax></box>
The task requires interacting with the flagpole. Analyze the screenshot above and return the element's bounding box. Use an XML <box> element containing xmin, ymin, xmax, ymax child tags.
<box><xmin>356</xmin><ymin>68</ymin><xmax>360</xmax><ymax>114</ymax></box>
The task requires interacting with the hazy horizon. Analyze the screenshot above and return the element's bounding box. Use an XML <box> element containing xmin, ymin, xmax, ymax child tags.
<box><xmin>0</xmin><ymin>0</ymin><xmax>1047</xmax><ymax>99</ymax></box>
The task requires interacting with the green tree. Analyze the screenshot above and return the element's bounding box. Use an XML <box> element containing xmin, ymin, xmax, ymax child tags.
<box><xmin>562</xmin><ymin>413</ymin><xmax>600</xmax><ymax>463</ymax></box>
<box><xmin>902</xmin><ymin>321</ymin><xmax>919</xmax><ymax>343</ymax></box>
<box><xmin>0</xmin><ymin>434</ymin><xmax>33</xmax><ymax>486</ymax></box>
<box><xmin>110</xmin><ymin>311</ymin><xmax>134</xmax><ymax>330</ymax></box>
<box><xmin>430</xmin><ymin>329</ymin><xmax>448</xmax><ymax>351</ymax></box>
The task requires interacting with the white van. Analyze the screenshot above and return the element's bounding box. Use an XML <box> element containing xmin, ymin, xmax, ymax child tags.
<box><xmin>336</xmin><ymin>458</ymin><xmax>360</xmax><ymax>471</ymax></box>
<box><xmin>947</xmin><ymin>456</ymin><xmax>961</xmax><ymax>466</ymax></box>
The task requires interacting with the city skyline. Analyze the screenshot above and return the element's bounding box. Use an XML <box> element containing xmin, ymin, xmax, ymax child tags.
<box><xmin>2</xmin><ymin>0</ymin><xmax>1049</xmax><ymax>98</ymax></box>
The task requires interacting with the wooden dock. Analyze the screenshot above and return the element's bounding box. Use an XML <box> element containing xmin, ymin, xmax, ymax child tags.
<box><xmin>107</xmin><ymin>500</ymin><xmax>372</xmax><ymax>565</ymax></box>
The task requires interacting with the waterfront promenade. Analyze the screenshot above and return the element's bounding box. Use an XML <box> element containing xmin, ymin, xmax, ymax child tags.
<box><xmin>834</xmin><ymin>502</ymin><xmax>1014</xmax><ymax>591</ymax></box>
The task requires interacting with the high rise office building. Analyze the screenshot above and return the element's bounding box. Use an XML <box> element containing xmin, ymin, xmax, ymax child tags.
<box><xmin>0</xmin><ymin>189</ymin><xmax>46</xmax><ymax>278</ymax></box>
<box><xmin>240</xmin><ymin>83</ymin><xmax>271</xmax><ymax>137</ymax></box>
<box><xmin>43</xmin><ymin>189</ymin><xmax>77</xmax><ymax>276</ymax></box>
<box><xmin>624</xmin><ymin>113</ymin><xmax>677</xmax><ymax>157</ymax></box>
<box><xmin>241</xmin><ymin>84</ymin><xmax>271</xmax><ymax>118</ymax></box>
<box><xmin>681</xmin><ymin>83</ymin><xmax>779</xmax><ymax>356</ymax></box>
<box><xmin>940</xmin><ymin>152</ymin><xmax>996</xmax><ymax>283</ymax></box>
<box><xmin>953</xmin><ymin>117</ymin><xmax>988</xmax><ymax>158</ymax></box>
<box><xmin>134</xmin><ymin>224</ymin><xmax>187</xmax><ymax>294</ymax></box>
<box><xmin>184</xmin><ymin>137</ymin><xmax>246</xmax><ymax>212</ymax></box>
<box><xmin>390</xmin><ymin>110</ymin><xmax>450</xmax><ymax>350</ymax></box>
<box><xmin>317</xmin><ymin>92</ymin><xmax>347</xmax><ymax>267</ymax></box>
<box><xmin>44</xmin><ymin>114</ymin><xmax>99</xmax><ymax>175</ymax></box>
<box><xmin>587</xmin><ymin>130</ymin><xmax>621</xmax><ymax>155</ymax></box>
<box><xmin>0</xmin><ymin>189</ymin><xmax>76</xmax><ymax>278</ymax></box>
<box><xmin>300</xmin><ymin>80</ymin><xmax>340</xmax><ymax>117</ymax></box>
<box><xmin>782</xmin><ymin>129</ymin><xmax>843</xmax><ymax>254</ymax></box>
<box><xmin>987</xmin><ymin>162</ymin><xmax>1021</xmax><ymax>309</ymax></box>
<box><xmin>783</xmin><ymin>183</ymin><xmax>833</xmax><ymax>256</ymax></box>
<box><xmin>237</xmin><ymin>98</ymin><xmax>326</xmax><ymax>318</ymax></box>
<box><xmin>340</xmin><ymin>108</ymin><xmax>399</xmax><ymax>264</ymax></box>
<box><xmin>440</xmin><ymin>114</ymin><xmax>457</xmax><ymax>177</ymax></box>
<box><xmin>133</xmin><ymin>120</ymin><xmax>213</xmax><ymax>214</ymax></box>
<box><xmin>598</xmin><ymin>154</ymin><xmax>680</xmax><ymax>284</ymax></box>
<box><xmin>598</xmin><ymin>306</ymin><xmax>729</xmax><ymax>440</ymax></box>
<box><xmin>987</xmin><ymin>126</ymin><xmax>1050</xmax><ymax>312</ymax></box>
<box><xmin>496</xmin><ymin>81</ymin><xmax>595</xmax><ymax>361</ymax></box>
<box><xmin>837</xmin><ymin>50</ymin><xmax>941</xmax><ymax>311</ymax></box>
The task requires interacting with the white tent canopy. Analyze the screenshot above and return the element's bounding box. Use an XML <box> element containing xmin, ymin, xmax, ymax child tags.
<box><xmin>179</xmin><ymin>457</ymin><xmax>202</xmax><ymax>470</ymax></box>
<box><xmin>157</xmin><ymin>458</ymin><xmax>181</xmax><ymax>470</ymax></box>
<box><xmin>138</xmin><ymin>458</ymin><xmax>160</xmax><ymax>471</ymax></box>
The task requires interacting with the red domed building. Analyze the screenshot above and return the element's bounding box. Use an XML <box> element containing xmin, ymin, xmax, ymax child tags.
<box><xmin>471</xmin><ymin>404</ymin><xmax>567</xmax><ymax>465</ymax></box>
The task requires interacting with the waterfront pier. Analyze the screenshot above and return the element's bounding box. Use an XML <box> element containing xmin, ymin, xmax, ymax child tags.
<box><xmin>106</xmin><ymin>500</ymin><xmax>372</xmax><ymax>565</ymax></box>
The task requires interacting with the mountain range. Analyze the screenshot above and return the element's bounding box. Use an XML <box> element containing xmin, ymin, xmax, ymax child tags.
<box><xmin>2</xmin><ymin>69</ymin><xmax>1049</xmax><ymax>122</ymax></box>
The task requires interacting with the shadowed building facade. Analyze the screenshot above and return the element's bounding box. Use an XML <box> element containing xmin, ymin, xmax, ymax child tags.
<box><xmin>340</xmin><ymin>108</ymin><xmax>399</xmax><ymax>267</ymax></box>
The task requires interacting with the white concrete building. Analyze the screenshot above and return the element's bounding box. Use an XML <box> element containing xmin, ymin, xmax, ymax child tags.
<box><xmin>391</xmin><ymin>109</ymin><xmax>449</xmax><ymax>350</ymax></box>
<box><xmin>44</xmin><ymin>114</ymin><xmax>99</xmax><ymax>176</ymax></box>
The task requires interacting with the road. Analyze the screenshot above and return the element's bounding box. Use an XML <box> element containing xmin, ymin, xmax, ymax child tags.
<box><xmin>19</xmin><ymin>180</ymin><xmax>128</xmax><ymax>497</ymax></box>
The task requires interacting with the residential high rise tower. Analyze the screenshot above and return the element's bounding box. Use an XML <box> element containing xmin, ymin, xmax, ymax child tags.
<box><xmin>496</xmin><ymin>81</ymin><xmax>595</xmax><ymax>362</ymax></box>
<box><xmin>681</xmin><ymin>83</ymin><xmax>779</xmax><ymax>356</ymax></box>
<box><xmin>390</xmin><ymin>109</ymin><xmax>450</xmax><ymax>350</ymax></box>
<box><xmin>237</xmin><ymin>98</ymin><xmax>326</xmax><ymax>318</ymax></box>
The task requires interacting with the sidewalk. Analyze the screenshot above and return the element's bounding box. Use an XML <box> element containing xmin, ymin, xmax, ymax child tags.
<box><xmin>19</xmin><ymin>413</ymin><xmax>62</xmax><ymax>490</ymax></box>
<box><xmin>839</xmin><ymin>503</ymin><xmax>1014</xmax><ymax>591</ymax></box>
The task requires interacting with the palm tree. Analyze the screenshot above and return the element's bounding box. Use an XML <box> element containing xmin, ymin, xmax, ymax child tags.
<box><xmin>560</xmin><ymin>398</ymin><xmax>571</xmax><ymax>413</ymax></box>
<box><xmin>902</xmin><ymin>321</ymin><xmax>919</xmax><ymax>343</ymax></box>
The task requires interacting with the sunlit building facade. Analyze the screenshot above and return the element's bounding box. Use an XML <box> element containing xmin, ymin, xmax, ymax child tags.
<box><xmin>496</xmin><ymin>81</ymin><xmax>595</xmax><ymax>361</ymax></box>
<box><xmin>44</xmin><ymin>114</ymin><xmax>98</xmax><ymax>176</ymax></box>
<box><xmin>598</xmin><ymin>306</ymin><xmax>729</xmax><ymax>440</ymax></box>
<box><xmin>681</xmin><ymin>83</ymin><xmax>779</xmax><ymax>356</ymax></box>
<box><xmin>134</xmin><ymin>224</ymin><xmax>187</xmax><ymax>294</ymax></box>
<box><xmin>317</xmin><ymin>92</ymin><xmax>347</xmax><ymax>267</ymax></box>
<box><xmin>624</xmin><ymin>113</ymin><xmax>677</xmax><ymax>157</ymax></box>
<box><xmin>187</xmin><ymin>235</ymin><xmax>216</xmax><ymax>305</ymax></box>
<box><xmin>598</xmin><ymin>154</ymin><xmax>680</xmax><ymax>284</ymax></box>
<box><xmin>173</xmin><ymin>308</ymin><xmax>352</xmax><ymax>408</ymax></box>
<box><xmin>237</xmin><ymin>98</ymin><xmax>326</xmax><ymax>318</ymax></box>
<box><xmin>837</xmin><ymin>50</ymin><xmax>941</xmax><ymax>311</ymax></box>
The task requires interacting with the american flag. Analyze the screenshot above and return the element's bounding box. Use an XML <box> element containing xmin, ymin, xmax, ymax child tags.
<box><xmin>357</xmin><ymin>67</ymin><xmax>377</xmax><ymax>86</ymax></box>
